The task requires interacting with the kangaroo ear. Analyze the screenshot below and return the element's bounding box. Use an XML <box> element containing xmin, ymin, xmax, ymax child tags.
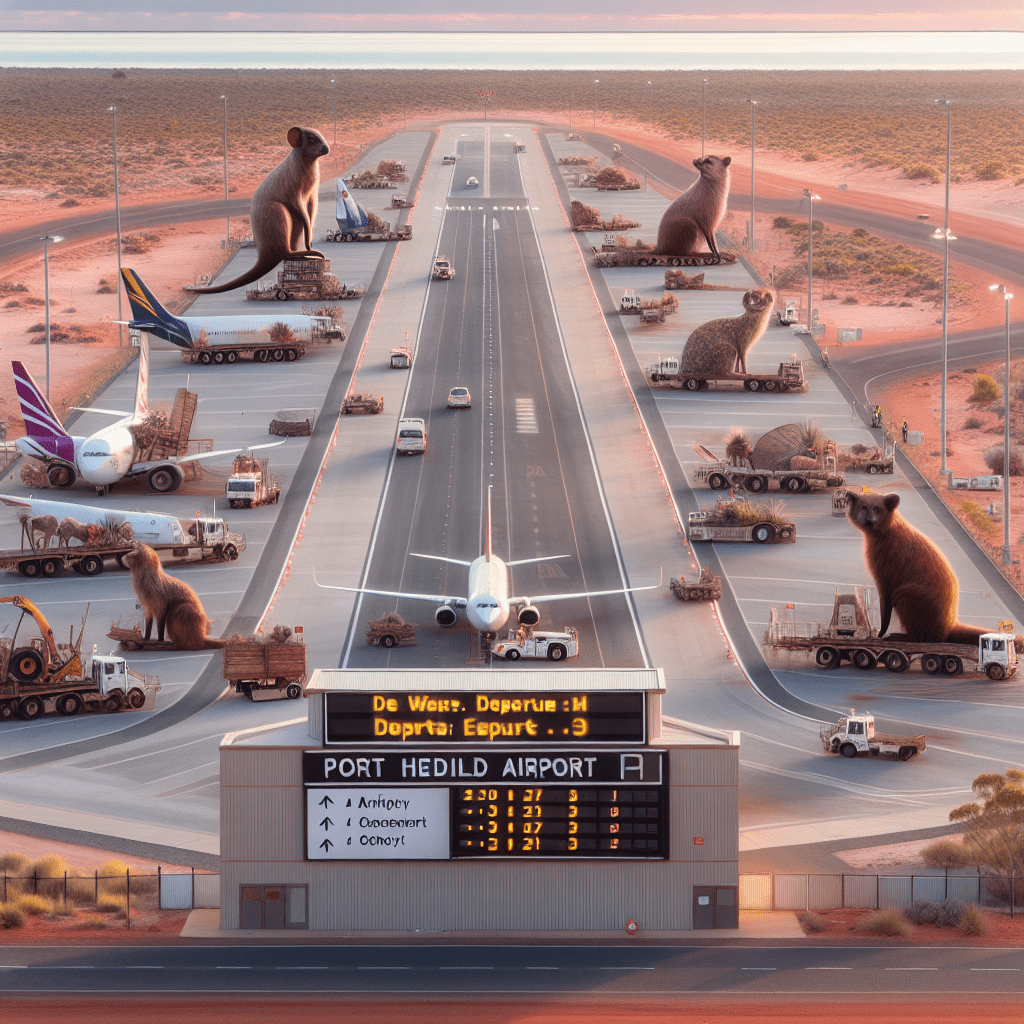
<box><xmin>883</xmin><ymin>493</ymin><xmax>900</xmax><ymax>512</ymax></box>
<box><xmin>287</xmin><ymin>126</ymin><xmax>303</xmax><ymax>148</ymax></box>
<box><xmin>721</xmin><ymin>156</ymin><xmax>732</xmax><ymax>167</ymax></box>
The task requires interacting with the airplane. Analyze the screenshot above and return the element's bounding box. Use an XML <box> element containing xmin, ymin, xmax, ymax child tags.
<box><xmin>12</xmin><ymin>334</ymin><xmax>280</xmax><ymax>495</ymax></box>
<box><xmin>316</xmin><ymin>486</ymin><xmax>658</xmax><ymax>634</ymax></box>
<box><xmin>120</xmin><ymin>267</ymin><xmax>336</xmax><ymax>351</ymax></box>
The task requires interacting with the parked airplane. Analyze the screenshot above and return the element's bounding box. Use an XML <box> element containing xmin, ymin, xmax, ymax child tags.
<box><xmin>120</xmin><ymin>267</ymin><xmax>334</xmax><ymax>351</ymax></box>
<box><xmin>12</xmin><ymin>336</ymin><xmax>279</xmax><ymax>494</ymax></box>
<box><xmin>316</xmin><ymin>487</ymin><xmax>657</xmax><ymax>633</ymax></box>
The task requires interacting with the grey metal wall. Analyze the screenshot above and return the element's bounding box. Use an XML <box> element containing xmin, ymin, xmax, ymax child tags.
<box><xmin>220</xmin><ymin>741</ymin><xmax>739</xmax><ymax>932</ymax></box>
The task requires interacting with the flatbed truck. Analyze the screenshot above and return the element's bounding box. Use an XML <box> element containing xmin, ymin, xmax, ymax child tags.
<box><xmin>222</xmin><ymin>633</ymin><xmax>306</xmax><ymax>701</ymax></box>
<box><xmin>820</xmin><ymin>710</ymin><xmax>926</xmax><ymax>761</ymax></box>
<box><xmin>692</xmin><ymin>453</ymin><xmax>844</xmax><ymax>494</ymax></box>
<box><xmin>593</xmin><ymin>247</ymin><xmax>736</xmax><ymax>268</ymax></box>
<box><xmin>647</xmin><ymin>355</ymin><xmax>807</xmax><ymax>393</ymax></box>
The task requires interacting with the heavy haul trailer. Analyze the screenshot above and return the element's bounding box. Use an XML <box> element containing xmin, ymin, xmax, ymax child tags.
<box><xmin>327</xmin><ymin>223</ymin><xmax>413</xmax><ymax>243</ymax></box>
<box><xmin>647</xmin><ymin>356</ymin><xmax>807</xmax><ymax>393</ymax></box>
<box><xmin>687</xmin><ymin>498</ymin><xmax>796</xmax><ymax>545</ymax></box>
<box><xmin>593</xmin><ymin>246</ymin><xmax>736</xmax><ymax>268</ymax></box>
<box><xmin>692</xmin><ymin>448</ymin><xmax>845</xmax><ymax>494</ymax></box>
<box><xmin>763</xmin><ymin>589</ymin><xmax>1019</xmax><ymax>681</ymax></box>
<box><xmin>222</xmin><ymin>634</ymin><xmax>307</xmax><ymax>701</ymax></box>
<box><xmin>0</xmin><ymin>596</ymin><xmax>159</xmax><ymax>721</ymax></box>
<box><xmin>244</xmin><ymin>258</ymin><xmax>361</xmax><ymax>307</ymax></box>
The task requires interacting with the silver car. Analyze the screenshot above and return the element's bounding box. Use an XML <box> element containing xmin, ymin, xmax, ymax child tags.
<box><xmin>447</xmin><ymin>386</ymin><xmax>471</xmax><ymax>409</ymax></box>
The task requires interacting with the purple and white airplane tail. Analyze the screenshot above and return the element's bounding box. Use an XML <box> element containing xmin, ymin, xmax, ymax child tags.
<box><xmin>11</xmin><ymin>361</ymin><xmax>77</xmax><ymax>465</ymax></box>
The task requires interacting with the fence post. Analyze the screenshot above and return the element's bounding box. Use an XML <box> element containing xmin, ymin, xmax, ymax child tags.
<box><xmin>94</xmin><ymin>869</ymin><xmax>98</xmax><ymax>904</ymax></box>
<box><xmin>157</xmin><ymin>865</ymin><xmax>161</xmax><ymax>911</ymax></box>
<box><xmin>191</xmin><ymin>866</ymin><xmax>196</xmax><ymax>910</ymax></box>
<box><xmin>876</xmin><ymin>874</ymin><xmax>879</xmax><ymax>909</ymax></box>
<box><xmin>64</xmin><ymin>871</ymin><xmax>67</xmax><ymax>907</ymax></box>
<box><xmin>126</xmin><ymin>868</ymin><xmax>131</xmax><ymax>930</ymax></box>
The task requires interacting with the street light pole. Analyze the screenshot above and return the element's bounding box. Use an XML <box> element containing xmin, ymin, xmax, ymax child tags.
<box><xmin>990</xmin><ymin>283</ymin><xmax>1015</xmax><ymax>565</ymax></box>
<box><xmin>39</xmin><ymin>235</ymin><xmax>63</xmax><ymax>402</ymax></box>
<box><xmin>701</xmin><ymin>78</ymin><xmax>708</xmax><ymax>157</ymax></box>
<box><xmin>747</xmin><ymin>99</ymin><xmax>757</xmax><ymax>252</ymax></box>
<box><xmin>647</xmin><ymin>80</ymin><xmax>652</xmax><ymax>128</ymax></box>
<box><xmin>220</xmin><ymin>95</ymin><xmax>229</xmax><ymax>246</ymax></box>
<box><xmin>934</xmin><ymin>98</ymin><xmax>953</xmax><ymax>477</ymax></box>
<box><xmin>593</xmin><ymin>79</ymin><xmax>599</xmax><ymax>129</ymax></box>
<box><xmin>803</xmin><ymin>189</ymin><xmax>820</xmax><ymax>337</ymax></box>
<box><xmin>108</xmin><ymin>105</ymin><xmax>123</xmax><ymax>347</ymax></box>
<box><xmin>331</xmin><ymin>79</ymin><xmax>337</xmax><ymax>147</ymax></box>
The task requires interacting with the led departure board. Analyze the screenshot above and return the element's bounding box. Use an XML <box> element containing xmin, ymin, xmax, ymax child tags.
<box><xmin>302</xmin><ymin>748</ymin><xmax>668</xmax><ymax>860</ymax></box>
<box><xmin>323</xmin><ymin>691</ymin><xmax>647</xmax><ymax>745</ymax></box>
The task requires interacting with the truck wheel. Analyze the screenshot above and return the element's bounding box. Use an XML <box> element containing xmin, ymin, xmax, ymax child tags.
<box><xmin>257</xmin><ymin>349</ymin><xmax>269</xmax><ymax>363</ymax></box>
<box><xmin>18</xmin><ymin>696</ymin><xmax>44</xmax><ymax>721</ymax></box>
<box><xmin>272</xmin><ymin>349</ymin><xmax>285</xmax><ymax>362</ymax></box>
<box><xmin>637</xmin><ymin>258</ymin><xmax>650</xmax><ymax>267</ymax></box>
<box><xmin>942</xmin><ymin>656</ymin><xmax>963</xmax><ymax>676</ymax></box>
<box><xmin>504</xmin><ymin>649</ymin><xmax>521</xmax><ymax>661</ymax></box>
<box><xmin>868</xmin><ymin>465</ymin><xmax>879</xmax><ymax>474</ymax></box>
<box><xmin>56</xmin><ymin>692</ymin><xmax>83</xmax><ymax>717</ymax></box>
<box><xmin>11</xmin><ymin>648</ymin><xmax>45</xmax><ymax>683</ymax></box>
<box><xmin>47</xmin><ymin>464</ymin><xmax>75</xmax><ymax>488</ymax></box>
<box><xmin>752</xmin><ymin>523</ymin><xmax>775</xmax><ymax>543</ymax></box>
<box><xmin>380</xmin><ymin>634</ymin><xmax>397</xmax><ymax>649</ymax></box>
<box><xmin>286</xmin><ymin>349</ymin><xmax>298</xmax><ymax>361</ymax></box>
<box><xmin>986</xmin><ymin>662</ymin><xmax>1006</xmax><ymax>681</ymax></box>
<box><xmin>275</xmin><ymin>289</ymin><xmax>288</xmax><ymax>300</ymax></box>
<box><xmin>707</xmin><ymin>473</ymin><xmax>728</xmax><ymax>491</ymax></box>
<box><xmin>762</xmin><ymin>378</ymin><xmax>778</xmax><ymax>392</ymax></box>
<box><xmin>148</xmin><ymin>466</ymin><xmax>183</xmax><ymax>493</ymax></box>
<box><xmin>226</xmin><ymin>351</ymin><xmax>238</xmax><ymax>364</ymax></box>
<box><xmin>286</xmin><ymin>683</ymin><xmax>303</xmax><ymax>700</ymax></box>
<box><xmin>127</xmin><ymin>687</ymin><xmax>146</xmax><ymax>709</ymax></box>
<box><xmin>853</xmin><ymin>649</ymin><xmax>877</xmax><ymax>671</ymax></box>
<box><xmin>222</xmin><ymin>544</ymin><xmax>239</xmax><ymax>561</ymax></box>
<box><xmin>547</xmin><ymin>644</ymin><xmax>567</xmax><ymax>662</ymax></box>
<box><xmin>898</xmin><ymin>746</ymin><xmax>916</xmax><ymax>761</ymax></box>
<box><xmin>19</xmin><ymin>560</ymin><xmax>41</xmax><ymax>578</ymax></box>
<box><xmin>778</xmin><ymin>527</ymin><xmax>794</xmax><ymax>540</ymax></box>
<box><xmin>745</xmin><ymin>379</ymin><xmax>761</xmax><ymax>392</ymax></box>
<box><xmin>921</xmin><ymin>653</ymin><xmax>942</xmax><ymax>675</ymax></box>
<box><xmin>199</xmin><ymin>351</ymin><xmax>213</xmax><ymax>365</ymax></box>
<box><xmin>103</xmin><ymin>693</ymin><xmax>123</xmax><ymax>712</ymax></box>
<box><xmin>40</xmin><ymin>557</ymin><xmax>60</xmax><ymax>577</ymax></box>
<box><xmin>884</xmin><ymin>650</ymin><xmax>910</xmax><ymax>673</ymax></box>
<box><xmin>684</xmin><ymin>377</ymin><xmax>700</xmax><ymax>391</ymax></box>
<box><xmin>746</xmin><ymin>475</ymin><xmax>768</xmax><ymax>493</ymax></box>
<box><xmin>0</xmin><ymin>702</ymin><xmax>14</xmax><ymax>720</ymax></box>
<box><xmin>78</xmin><ymin>554</ymin><xmax>104</xmax><ymax>576</ymax></box>
<box><xmin>815</xmin><ymin>646</ymin><xmax>840</xmax><ymax>669</ymax></box>
<box><xmin>840</xmin><ymin>743</ymin><xmax>858</xmax><ymax>759</ymax></box>
<box><xmin>212</xmin><ymin>351</ymin><xmax>225</xmax><ymax>365</ymax></box>
<box><xmin>783</xmin><ymin>476</ymin><xmax>803</xmax><ymax>493</ymax></box>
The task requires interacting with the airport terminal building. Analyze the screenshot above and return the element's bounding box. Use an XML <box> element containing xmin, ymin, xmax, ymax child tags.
<box><xmin>220</xmin><ymin>668</ymin><xmax>740</xmax><ymax>933</ymax></box>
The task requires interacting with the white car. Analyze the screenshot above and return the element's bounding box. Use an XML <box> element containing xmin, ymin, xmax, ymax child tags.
<box><xmin>466</xmin><ymin>176</ymin><xmax>479</xmax><ymax>187</ymax></box>
<box><xmin>447</xmin><ymin>386</ymin><xmax>471</xmax><ymax>409</ymax></box>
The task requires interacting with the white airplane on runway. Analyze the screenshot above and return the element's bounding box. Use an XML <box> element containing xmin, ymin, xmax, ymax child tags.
<box><xmin>316</xmin><ymin>487</ymin><xmax>657</xmax><ymax>633</ymax></box>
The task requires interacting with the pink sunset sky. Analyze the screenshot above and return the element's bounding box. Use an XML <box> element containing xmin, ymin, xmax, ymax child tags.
<box><xmin>0</xmin><ymin>1</ymin><xmax>1018</xmax><ymax>32</ymax></box>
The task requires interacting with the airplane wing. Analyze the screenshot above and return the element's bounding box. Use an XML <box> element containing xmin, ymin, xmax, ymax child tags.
<box><xmin>314</xmin><ymin>570</ymin><xmax>467</xmax><ymax>608</ymax></box>
<box><xmin>410</xmin><ymin>552</ymin><xmax>472</xmax><ymax>568</ymax></box>
<box><xmin>132</xmin><ymin>440</ymin><xmax>285</xmax><ymax>468</ymax></box>
<box><xmin>510</xmin><ymin>581</ymin><xmax>660</xmax><ymax>606</ymax></box>
<box><xmin>70</xmin><ymin>406</ymin><xmax>132</xmax><ymax>418</ymax></box>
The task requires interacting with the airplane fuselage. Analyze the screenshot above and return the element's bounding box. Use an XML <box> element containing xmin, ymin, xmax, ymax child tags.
<box><xmin>466</xmin><ymin>554</ymin><xmax>511</xmax><ymax>632</ymax></box>
<box><xmin>77</xmin><ymin>423</ymin><xmax>137</xmax><ymax>485</ymax></box>
<box><xmin>159</xmin><ymin>315</ymin><xmax>322</xmax><ymax>349</ymax></box>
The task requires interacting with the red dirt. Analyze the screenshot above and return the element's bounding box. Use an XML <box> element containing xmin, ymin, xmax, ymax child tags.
<box><xmin>796</xmin><ymin>906</ymin><xmax>1022</xmax><ymax>945</ymax></box>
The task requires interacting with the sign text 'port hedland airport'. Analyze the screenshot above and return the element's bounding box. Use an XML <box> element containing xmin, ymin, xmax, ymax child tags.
<box><xmin>322</xmin><ymin>691</ymin><xmax>647</xmax><ymax>745</ymax></box>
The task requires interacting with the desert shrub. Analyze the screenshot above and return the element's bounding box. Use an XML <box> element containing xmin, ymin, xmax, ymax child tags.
<box><xmin>841</xmin><ymin>296</ymin><xmax>859</xmax><ymax>304</ymax></box>
<box><xmin>4</xmin><ymin>300</ymin><xmax>21</xmax><ymax>308</ymax></box>
<box><xmin>975</xmin><ymin>161</ymin><xmax>1006</xmax><ymax>181</ymax></box>
<box><xmin>983</xmin><ymin>444</ymin><xmax>1024</xmax><ymax>476</ymax></box>
<box><xmin>800</xmin><ymin>910</ymin><xmax>827</xmax><ymax>933</ymax></box>
<box><xmin>0</xmin><ymin>281</ymin><xmax>29</xmax><ymax>294</ymax></box>
<box><xmin>0</xmin><ymin>903</ymin><xmax>25</xmax><ymax>929</ymax></box>
<box><xmin>15</xmin><ymin>894</ymin><xmax>51</xmax><ymax>917</ymax></box>
<box><xmin>882</xmin><ymin>263</ymin><xmax>917</xmax><ymax>277</ymax></box>
<box><xmin>969</xmin><ymin>374</ymin><xmax>1001</xmax><ymax>403</ymax></box>
<box><xmin>0</xmin><ymin>852</ymin><xmax>29</xmax><ymax>873</ymax></box>
<box><xmin>112</xmin><ymin>69</ymin><xmax>127</xmax><ymax>79</ymax></box>
<box><xmin>801</xmin><ymin>150</ymin><xmax>821</xmax><ymax>161</ymax></box>
<box><xmin>772</xmin><ymin>216</ymin><xmax>795</xmax><ymax>229</ymax></box>
<box><xmin>903</xmin><ymin>900</ymin><xmax>940</xmax><ymax>925</ymax></box>
<box><xmin>96</xmin><ymin>278</ymin><xmax>116</xmax><ymax>294</ymax></box>
<box><xmin>959</xmin><ymin>501</ymin><xmax>997</xmax><ymax>535</ymax></box>
<box><xmin>922</xmin><ymin>838</ymin><xmax>974</xmax><ymax>868</ymax></box>
<box><xmin>95</xmin><ymin>895</ymin><xmax>128</xmax><ymax>917</ymax></box>
<box><xmin>903</xmin><ymin>163</ymin><xmax>942</xmax><ymax>183</ymax></box>
<box><xmin>30</xmin><ymin>854</ymin><xmax>70</xmax><ymax>899</ymax></box>
<box><xmin>934</xmin><ymin>897</ymin><xmax>969</xmax><ymax>928</ymax></box>
<box><xmin>97</xmin><ymin>859</ymin><xmax>129</xmax><ymax>896</ymax></box>
<box><xmin>962</xmin><ymin>417</ymin><xmax>984</xmax><ymax>430</ymax></box>
<box><xmin>47</xmin><ymin>902</ymin><xmax>75</xmax><ymax>918</ymax></box>
<box><xmin>72</xmin><ymin>916</ymin><xmax>108</xmax><ymax>930</ymax></box>
<box><xmin>858</xmin><ymin>908</ymin><xmax>913</xmax><ymax>937</ymax></box>
<box><xmin>60</xmin><ymin>197</ymin><xmax>80</xmax><ymax>207</ymax></box>
<box><xmin>120</xmin><ymin>234</ymin><xmax>151</xmax><ymax>255</ymax></box>
<box><xmin>959</xmin><ymin>905</ymin><xmax>988</xmax><ymax>936</ymax></box>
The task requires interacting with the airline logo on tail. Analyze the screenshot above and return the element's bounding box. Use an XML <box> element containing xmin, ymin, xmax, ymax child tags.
<box><xmin>120</xmin><ymin>267</ymin><xmax>192</xmax><ymax>347</ymax></box>
<box><xmin>11</xmin><ymin>361</ymin><xmax>76</xmax><ymax>464</ymax></box>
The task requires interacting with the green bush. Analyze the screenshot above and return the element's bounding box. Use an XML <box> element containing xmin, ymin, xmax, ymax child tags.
<box><xmin>969</xmin><ymin>374</ymin><xmax>1001</xmax><ymax>403</ymax></box>
<box><xmin>983</xmin><ymin>444</ymin><xmax>1024</xmax><ymax>476</ymax></box>
<box><xmin>0</xmin><ymin>903</ymin><xmax>25</xmax><ymax>929</ymax></box>
<box><xmin>858</xmin><ymin>908</ymin><xmax>913</xmax><ymax>937</ymax></box>
<box><xmin>903</xmin><ymin>900</ymin><xmax>940</xmax><ymax>925</ymax></box>
<box><xmin>800</xmin><ymin>910</ymin><xmax>827</xmax><ymax>933</ymax></box>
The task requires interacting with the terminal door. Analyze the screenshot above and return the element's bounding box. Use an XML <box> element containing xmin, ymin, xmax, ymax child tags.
<box><xmin>692</xmin><ymin>885</ymin><xmax>738</xmax><ymax>929</ymax></box>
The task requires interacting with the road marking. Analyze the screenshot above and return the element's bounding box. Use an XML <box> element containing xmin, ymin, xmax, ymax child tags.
<box><xmin>970</xmin><ymin>968</ymin><xmax>1020</xmax><ymax>971</ymax></box>
<box><xmin>600</xmin><ymin>966</ymin><xmax>655</xmax><ymax>970</ymax></box>
<box><xmin>439</xmin><ymin>966</ymin><xmax>493</xmax><ymax>970</ymax></box>
<box><xmin>276</xmin><ymin>966</ymin><xmax>329</xmax><ymax>970</ymax></box>
<box><xmin>741</xmin><ymin>967</ymin><xmax>777</xmax><ymax>971</ymax></box>
<box><xmin>215</xmin><ymin>966</ymin><xmax>252</xmax><ymax>970</ymax></box>
<box><xmin>122</xmin><ymin>966</ymin><xmax>164</xmax><ymax>969</ymax></box>
<box><xmin>885</xmin><ymin>967</ymin><xmax>938</xmax><ymax>971</ymax></box>
<box><xmin>525</xmin><ymin>966</ymin><xmax>558</xmax><ymax>970</ymax></box>
<box><xmin>516</xmin><ymin>398</ymin><xmax>539</xmax><ymax>433</ymax></box>
<box><xmin>357</xmin><ymin>966</ymin><xmax>410</xmax><ymax>970</ymax></box>
<box><xmin>806</xmin><ymin>966</ymin><xmax>852</xmax><ymax>969</ymax></box>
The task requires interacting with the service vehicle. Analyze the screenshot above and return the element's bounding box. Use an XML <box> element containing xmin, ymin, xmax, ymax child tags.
<box><xmin>646</xmin><ymin>355</ymin><xmax>807</xmax><ymax>394</ymax></box>
<box><xmin>328</xmin><ymin>223</ymin><xmax>413</xmax><ymax>243</ymax></box>
<box><xmin>0</xmin><ymin>596</ymin><xmax>159</xmax><ymax>721</ymax></box>
<box><xmin>0</xmin><ymin>495</ymin><xmax>245</xmax><ymax>578</ymax></box>
<box><xmin>593</xmin><ymin>246</ymin><xmax>737</xmax><ymax>268</ymax></box>
<box><xmin>691</xmin><ymin>446</ymin><xmax>844</xmax><ymax>494</ymax></box>
<box><xmin>442</xmin><ymin>154</ymin><xmax>457</xmax><ymax>164</ymax></box>
<box><xmin>619</xmin><ymin>290</ymin><xmax>677</xmax><ymax>320</ymax></box>
<box><xmin>513</xmin><ymin>139</ymin><xmax>525</xmax><ymax>152</ymax></box>
<box><xmin>341</xmin><ymin>393</ymin><xmax>384</xmax><ymax>415</ymax></box>
<box><xmin>389</xmin><ymin>347</ymin><xmax>412</xmax><ymax>369</ymax></box>
<box><xmin>776</xmin><ymin>301</ymin><xmax>799</xmax><ymax>325</ymax></box>
<box><xmin>669</xmin><ymin>565</ymin><xmax>722</xmax><ymax>602</ymax></box>
<box><xmin>467</xmin><ymin>177</ymin><xmax>479</xmax><ymax>187</ymax></box>
<box><xmin>365</xmin><ymin>614</ymin><xmax>417</xmax><ymax>648</ymax></box>
<box><xmin>820</xmin><ymin>710</ymin><xmax>926</xmax><ymax>761</ymax></box>
<box><xmin>763</xmin><ymin>588</ymin><xmax>1019</xmax><ymax>680</ymax></box>
<box><xmin>688</xmin><ymin>498</ymin><xmax>796</xmax><ymax>544</ymax></box>
<box><xmin>222</xmin><ymin>632</ymin><xmax>306</xmax><ymax>701</ymax></box>
<box><xmin>433</xmin><ymin>255</ymin><xmax>455</xmax><ymax>280</ymax></box>
<box><xmin>447</xmin><ymin>387</ymin><xmax>471</xmax><ymax>409</ymax></box>
<box><xmin>396</xmin><ymin>418</ymin><xmax>426</xmax><ymax>455</ymax></box>
<box><xmin>950</xmin><ymin>474</ymin><xmax>1002</xmax><ymax>491</ymax></box>
<box><xmin>490</xmin><ymin>626</ymin><xmax>579</xmax><ymax>662</ymax></box>
<box><xmin>244</xmin><ymin>258</ymin><xmax>361</xmax><ymax>307</ymax></box>
<box><xmin>225</xmin><ymin>455</ymin><xmax>280</xmax><ymax>509</ymax></box>
<box><xmin>844</xmin><ymin>439</ymin><xmax>895</xmax><ymax>475</ymax></box>
<box><xmin>390</xmin><ymin>193</ymin><xmax>414</xmax><ymax>208</ymax></box>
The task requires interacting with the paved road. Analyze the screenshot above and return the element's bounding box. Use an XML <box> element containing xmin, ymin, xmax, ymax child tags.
<box><xmin>0</xmin><ymin>944</ymin><xmax>1018</xmax><ymax>995</ymax></box>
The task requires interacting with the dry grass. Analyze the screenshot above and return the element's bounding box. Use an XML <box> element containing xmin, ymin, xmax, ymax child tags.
<box><xmin>0</xmin><ymin>69</ymin><xmax>1019</xmax><ymax>200</ymax></box>
<box><xmin>859</xmin><ymin>908</ymin><xmax>914</xmax><ymax>937</ymax></box>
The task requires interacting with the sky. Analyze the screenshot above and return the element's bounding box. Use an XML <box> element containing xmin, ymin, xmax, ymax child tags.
<box><xmin>0</xmin><ymin>0</ymin><xmax>1019</xmax><ymax>32</ymax></box>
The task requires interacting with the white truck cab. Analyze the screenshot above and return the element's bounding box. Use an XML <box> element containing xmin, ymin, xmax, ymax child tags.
<box><xmin>396</xmin><ymin>418</ymin><xmax>426</xmax><ymax>455</ymax></box>
<box><xmin>491</xmin><ymin>626</ymin><xmax>579</xmax><ymax>663</ymax></box>
<box><xmin>978</xmin><ymin>632</ymin><xmax>1017</xmax><ymax>680</ymax></box>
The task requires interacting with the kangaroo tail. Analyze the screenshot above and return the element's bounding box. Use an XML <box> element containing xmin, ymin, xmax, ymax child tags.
<box><xmin>205</xmin><ymin>637</ymin><xmax>228</xmax><ymax>649</ymax></box>
<box><xmin>183</xmin><ymin>251</ymin><xmax>286</xmax><ymax>295</ymax></box>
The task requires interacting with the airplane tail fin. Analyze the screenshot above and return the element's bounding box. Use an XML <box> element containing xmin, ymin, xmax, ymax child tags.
<box><xmin>132</xmin><ymin>334</ymin><xmax>150</xmax><ymax>424</ymax></box>
<box><xmin>485</xmin><ymin>484</ymin><xmax>493</xmax><ymax>562</ymax></box>
<box><xmin>12</xmin><ymin>361</ymin><xmax>70</xmax><ymax>440</ymax></box>
<box><xmin>120</xmin><ymin>267</ymin><xmax>193</xmax><ymax>348</ymax></box>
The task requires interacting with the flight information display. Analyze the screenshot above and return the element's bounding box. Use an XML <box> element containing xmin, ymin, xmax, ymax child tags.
<box><xmin>323</xmin><ymin>691</ymin><xmax>647</xmax><ymax>745</ymax></box>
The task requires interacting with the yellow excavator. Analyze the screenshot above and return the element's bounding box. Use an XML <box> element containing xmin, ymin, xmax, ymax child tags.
<box><xmin>0</xmin><ymin>595</ymin><xmax>85</xmax><ymax>687</ymax></box>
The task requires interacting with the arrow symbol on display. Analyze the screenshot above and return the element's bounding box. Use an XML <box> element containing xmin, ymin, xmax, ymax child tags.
<box><xmin>320</xmin><ymin>817</ymin><xmax>333</xmax><ymax>830</ymax></box>
<box><xmin>319</xmin><ymin>795</ymin><xmax>334</xmax><ymax>807</ymax></box>
<box><xmin>320</xmin><ymin>839</ymin><xmax>333</xmax><ymax>852</ymax></box>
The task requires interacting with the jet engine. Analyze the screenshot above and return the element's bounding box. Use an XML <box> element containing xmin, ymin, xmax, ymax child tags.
<box><xmin>516</xmin><ymin>604</ymin><xmax>541</xmax><ymax>627</ymax></box>
<box><xmin>435</xmin><ymin>605</ymin><xmax>458</xmax><ymax>627</ymax></box>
